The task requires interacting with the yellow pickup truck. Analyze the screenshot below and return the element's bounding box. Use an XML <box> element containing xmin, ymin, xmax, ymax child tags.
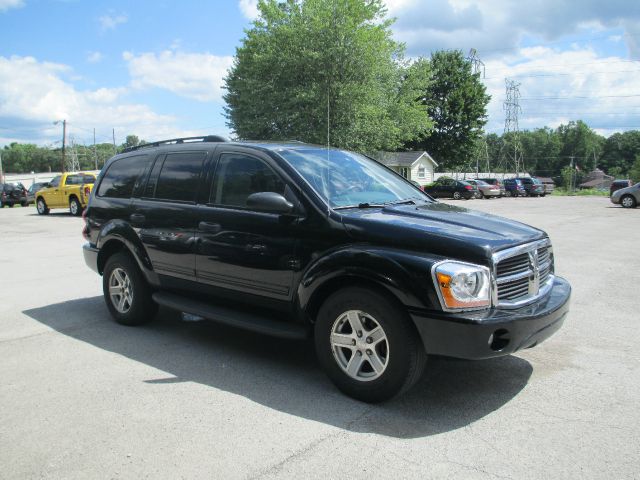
<box><xmin>36</xmin><ymin>172</ymin><xmax>96</xmax><ymax>216</ymax></box>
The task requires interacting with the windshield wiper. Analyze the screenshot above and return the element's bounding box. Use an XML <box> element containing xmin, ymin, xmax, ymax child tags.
<box><xmin>333</xmin><ymin>202</ymin><xmax>386</xmax><ymax>210</ymax></box>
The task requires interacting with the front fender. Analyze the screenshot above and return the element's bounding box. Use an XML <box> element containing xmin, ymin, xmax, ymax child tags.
<box><xmin>298</xmin><ymin>245</ymin><xmax>445</xmax><ymax>316</ymax></box>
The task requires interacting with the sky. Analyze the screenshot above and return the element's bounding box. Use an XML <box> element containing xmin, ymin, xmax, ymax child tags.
<box><xmin>1</xmin><ymin>0</ymin><xmax>639</xmax><ymax>148</ymax></box>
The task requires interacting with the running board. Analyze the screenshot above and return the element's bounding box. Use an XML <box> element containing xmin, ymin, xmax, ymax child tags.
<box><xmin>152</xmin><ymin>292</ymin><xmax>308</xmax><ymax>340</ymax></box>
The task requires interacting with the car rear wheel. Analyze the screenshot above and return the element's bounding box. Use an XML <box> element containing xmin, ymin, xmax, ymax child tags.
<box><xmin>69</xmin><ymin>197</ymin><xmax>82</xmax><ymax>216</ymax></box>
<box><xmin>453</xmin><ymin>191</ymin><xmax>462</xmax><ymax>200</ymax></box>
<box><xmin>621</xmin><ymin>195</ymin><xmax>637</xmax><ymax>208</ymax></box>
<box><xmin>315</xmin><ymin>287</ymin><xmax>426</xmax><ymax>403</ymax></box>
<box><xmin>36</xmin><ymin>198</ymin><xmax>49</xmax><ymax>215</ymax></box>
<box><xmin>505</xmin><ymin>190</ymin><xmax>512</xmax><ymax>197</ymax></box>
<box><xmin>103</xmin><ymin>252</ymin><xmax>157</xmax><ymax>326</ymax></box>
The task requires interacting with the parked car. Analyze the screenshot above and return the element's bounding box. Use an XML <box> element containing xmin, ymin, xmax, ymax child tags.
<box><xmin>535</xmin><ymin>177</ymin><xmax>555</xmax><ymax>196</ymax></box>
<box><xmin>0</xmin><ymin>183</ymin><xmax>28</xmax><ymax>207</ymax></box>
<box><xmin>466</xmin><ymin>179</ymin><xmax>500</xmax><ymax>199</ymax></box>
<box><xmin>610</xmin><ymin>179</ymin><xmax>633</xmax><ymax>196</ymax></box>
<box><xmin>424</xmin><ymin>177</ymin><xmax>476</xmax><ymax>200</ymax></box>
<box><xmin>610</xmin><ymin>182</ymin><xmax>640</xmax><ymax>208</ymax></box>
<box><xmin>26</xmin><ymin>182</ymin><xmax>49</xmax><ymax>205</ymax></box>
<box><xmin>515</xmin><ymin>177</ymin><xmax>545</xmax><ymax>197</ymax></box>
<box><xmin>503</xmin><ymin>178</ymin><xmax>527</xmax><ymax>197</ymax></box>
<box><xmin>35</xmin><ymin>172</ymin><xmax>96</xmax><ymax>216</ymax></box>
<box><xmin>83</xmin><ymin>136</ymin><xmax>571</xmax><ymax>403</ymax></box>
<box><xmin>476</xmin><ymin>177</ymin><xmax>506</xmax><ymax>197</ymax></box>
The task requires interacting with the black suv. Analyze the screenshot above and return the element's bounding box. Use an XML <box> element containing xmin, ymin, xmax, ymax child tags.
<box><xmin>1</xmin><ymin>183</ymin><xmax>28</xmax><ymax>207</ymax></box>
<box><xmin>83</xmin><ymin>137</ymin><xmax>571</xmax><ymax>402</ymax></box>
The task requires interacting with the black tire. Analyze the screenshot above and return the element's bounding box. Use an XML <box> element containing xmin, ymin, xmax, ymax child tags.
<box><xmin>505</xmin><ymin>190</ymin><xmax>512</xmax><ymax>197</ymax></box>
<box><xmin>69</xmin><ymin>196</ymin><xmax>82</xmax><ymax>216</ymax></box>
<box><xmin>314</xmin><ymin>287</ymin><xmax>426</xmax><ymax>403</ymax></box>
<box><xmin>452</xmin><ymin>191</ymin><xmax>462</xmax><ymax>200</ymax></box>
<box><xmin>621</xmin><ymin>195</ymin><xmax>637</xmax><ymax>208</ymax></box>
<box><xmin>103</xmin><ymin>252</ymin><xmax>157</xmax><ymax>326</ymax></box>
<box><xmin>21</xmin><ymin>201</ymin><xmax>28</xmax><ymax>207</ymax></box>
<box><xmin>36</xmin><ymin>197</ymin><xmax>50</xmax><ymax>215</ymax></box>
<box><xmin>8</xmin><ymin>202</ymin><xmax>14</xmax><ymax>208</ymax></box>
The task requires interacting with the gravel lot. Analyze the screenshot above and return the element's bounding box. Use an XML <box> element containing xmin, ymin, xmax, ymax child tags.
<box><xmin>1</xmin><ymin>196</ymin><xmax>638</xmax><ymax>479</ymax></box>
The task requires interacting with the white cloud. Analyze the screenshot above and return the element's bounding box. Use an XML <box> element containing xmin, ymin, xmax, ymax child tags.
<box><xmin>0</xmin><ymin>0</ymin><xmax>24</xmax><ymax>12</ymax></box>
<box><xmin>387</xmin><ymin>0</ymin><xmax>640</xmax><ymax>60</ymax></box>
<box><xmin>123</xmin><ymin>50</ymin><xmax>234</xmax><ymax>102</ymax></box>
<box><xmin>0</xmin><ymin>55</ymin><xmax>177</xmax><ymax>145</ymax></box>
<box><xmin>87</xmin><ymin>51</ymin><xmax>103</xmax><ymax>63</ymax></box>
<box><xmin>238</xmin><ymin>0</ymin><xmax>259</xmax><ymax>20</ymax></box>
<box><xmin>99</xmin><ymin>12</ymin><xmax>128</xmax><ymax>31</ymax></box>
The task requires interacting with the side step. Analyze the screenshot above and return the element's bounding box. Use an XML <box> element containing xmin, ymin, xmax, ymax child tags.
<box><xmin>152</xmin><ymin>292</ymin><xmax>308</xmax><ymax>340</ymax></box>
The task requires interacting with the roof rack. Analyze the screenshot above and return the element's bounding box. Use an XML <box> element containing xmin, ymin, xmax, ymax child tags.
<box><xmin>122</xmin><ymin>135</ymin><xmax>229</xmax><ymax>153</ymax></box>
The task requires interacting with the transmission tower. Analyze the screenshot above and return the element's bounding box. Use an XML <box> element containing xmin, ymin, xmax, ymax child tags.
<box><xmin>467</xmin><ymin>49</ymin><xmax>490</xmax><ymax>175</ymax></box>
<box><xmin>67</xmin><ymin>135</ymin><xmax>81</xmax><ymax>172</ymax></box>
<box><xmin>466</xmin><ymin>48</ymin><xmax>485</xmax><ymax>78</ymax></box>
<box><xmin>503</xmin><ymin>78</ymin><xmax>524</xmax><ymax>176</ymax></box>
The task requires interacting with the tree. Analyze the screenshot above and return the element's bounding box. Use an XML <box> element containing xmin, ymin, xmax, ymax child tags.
<box><xmin>224</xmin><ymin>0</ymin><xmax>431</xmax><ymax>152</ymax></box>
<box><xmin>557</xmin><ymin>120</ymin><xmax>605</xmax><ymax>171</ymax></box>
<box><xmin>599</xmin><ymin>131</ymin><xmax>640</xmax><ymax>176</ymax></box>
<box><xmin>519</xmin><ymin>127</ymin><xmax>562</xmax><ymax>176</ymax></box>
<box><xmin>409</xmin><ymin>50</ymin><xmax>490</xmax><ymax>169</ymax></box>
<box><xmin>628</xmin><ymin>155</ymin><xmax>640</xmax><ymax>183</ymax></box>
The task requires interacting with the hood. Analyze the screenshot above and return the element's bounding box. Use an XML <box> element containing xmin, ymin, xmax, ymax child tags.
<box><xmin>339</xmin><ymin>201</ymin><xmax>545</xmax><ymax>264</ymax></box>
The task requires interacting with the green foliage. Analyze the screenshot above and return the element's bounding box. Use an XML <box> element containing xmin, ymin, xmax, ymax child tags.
<box><xmin>224</xmin><ymin>0</ymin><xmax>432</xmax><ymax>152</ymax></box>
<box><xmin>409</xmin><ymin>50</ymin><xmax>490</xmax><ymax>169</ymax></box>
<box><xmin>552</xmin><ymin>187</ymin><xmax>609</xmax><ymax>196</ymax></box>
<box><xmin>628</xmin><ymin>155</ymin><xmax>640</xmax><ymax>183</ymax></box>
<box><xmin>2</xmin><ymin>141</ymin><xmax>118</xmax><ymax>173</ymax></box>
<box><xmin>600</xmin><ymin>131</ymin><xmax>640</xmax><ymax>176</ymax></box>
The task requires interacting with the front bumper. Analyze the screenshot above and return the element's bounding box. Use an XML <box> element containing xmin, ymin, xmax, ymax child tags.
<box><xmin>411</xmin><ymin>276</ymin><xmax>571</xmax><ymax>360</ymax></box>
<box><xmin>83</xmin><ymin>243</ymin><xmax>100</xmax><ymax>274</ymax></box>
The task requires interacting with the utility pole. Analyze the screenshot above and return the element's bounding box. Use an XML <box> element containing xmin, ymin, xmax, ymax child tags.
<box><xmin>93</xmin><ymin>128</ymin><xmax>98</xmax><ymax>170</ymax></box>
<box><xmin>112</xmin><ymin>129</ymin><xmax>117</xmax><ymax>155</ymax></box>
<box><xmin>0</xmin><ymin>149</ymin><xmax>4</xmax><ymax>183</ymax></box>
<box><xmin>60</xmin><ymin>119</ymin><xmax>67</xmax><ymax>172</ymax></box>
<box><xmin>503</xmin><ymin>79</ymin><xmax>523</xmax><ymax>176</ymax></box>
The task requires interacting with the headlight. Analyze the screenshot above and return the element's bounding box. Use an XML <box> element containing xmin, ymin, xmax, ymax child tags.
<box><xmin>432</xmin><ymin>261</ymin><xmax>491</xmax><ymax>311</ymax></box>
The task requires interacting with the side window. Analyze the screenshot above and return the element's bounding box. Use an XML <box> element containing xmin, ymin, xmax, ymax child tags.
<box><xmin>154</xmin><ymin>152</ymin><xmax>206</xmax><ymax>203</ymax></box>
<box><xmin>98</xmin><ymin>155</ymin><xmax>150</xmax><ymax>198</ymax></box>
<box><xmin>211</xmin><ymin>153</ymin><xmax>285</xmax><ymax>208</ymax></box>
<box><xmin>49</xmin><ymin>176</ymin><xmax>61</xmax><ymax>188</ymax></box>
<box><xmin>65</xmin><ymin>175</ymin><xmax>79</xmax><ymax>185</ymax></box>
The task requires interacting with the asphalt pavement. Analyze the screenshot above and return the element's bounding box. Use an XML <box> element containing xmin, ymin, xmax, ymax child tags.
<box><xmin>1</xmin><ymin>196</ymin><xmax>638</xmax><ymax>479</ymax></box>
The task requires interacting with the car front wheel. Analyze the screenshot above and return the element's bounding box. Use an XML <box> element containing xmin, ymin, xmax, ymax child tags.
<box><xmin>453</xmin><ymin>191</ymin><xmax>462</xmax><ymax>200</ymax></box>
<box><xmin>621</xmin><ymin>195</ymin><xmax>637</xmax><ymax>208</ymax></box>
<box><xmin>103</xmin><ymin>252</ymin><xmax>157</xmax><ymax>326</ymax></box>
<box><xmin>36</xmin><ymin>198</ymin><xmax>50</xmax><ymax>215</ymax></box>
<box><xmin>315</xmin><ymin>287</ymin><xmax>426</xmax><ymax>403</ymax></box>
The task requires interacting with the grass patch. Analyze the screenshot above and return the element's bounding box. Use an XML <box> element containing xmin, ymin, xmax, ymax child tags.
<box><xmin>552</xmin><ymin>188</ymin><xmax>609</xmax><ymax>197</ymax></box>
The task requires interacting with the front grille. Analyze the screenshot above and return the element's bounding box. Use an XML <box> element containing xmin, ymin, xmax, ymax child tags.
<box><xmin>493</xmin><ymin>240</ymin><xmax>554</xmax><ymax>308</ymax></box>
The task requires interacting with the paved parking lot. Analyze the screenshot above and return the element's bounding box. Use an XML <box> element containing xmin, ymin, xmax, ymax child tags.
<box><xmin>1</xmin><ymin>197</ymin><xmax>639</xmax><ymax>479</ymax></box>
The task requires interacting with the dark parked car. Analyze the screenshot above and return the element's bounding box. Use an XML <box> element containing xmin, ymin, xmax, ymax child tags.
<box><xmin>26</xmin><ymin>182</ymin><xmax>49</xmax><ymax>205</ymax></box>
<box><xmin>83</xmin><ymin>137</ymin><xmax>571</xmax><ymax>403</ymax></box>
<box><xmin>515</xmin><ymin>177</ymin><xmax>545</xmax><ymax>197</ymax></box>
<box><xmin>0</xmin><ymin>183</ymin><xmax>28</xmax><ymax>207</ymax></box>
<box><xmin>503</xmin><ymin>178</ymin><xmax>527</xmax><ymax>197</ymax></box>
<box><xmin>610</xmin><ymin>179</ymin><xmax>633</xmax><ymax>196</ymax></box>
<box><xmin>476</xmin><ymin>178</ymin><xmax>506</xmax><ymax>197</ymax></box>
<box><xmin>424</xmin><ymin>177</ymin><xmax>476</xmax><ymax>199</ymax></box>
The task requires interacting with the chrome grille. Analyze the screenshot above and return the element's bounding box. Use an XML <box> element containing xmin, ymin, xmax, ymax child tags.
<box><xmin>493</xmin><ymin>239</ymin><xmax>554</xmax><ymax>308</ymax></box>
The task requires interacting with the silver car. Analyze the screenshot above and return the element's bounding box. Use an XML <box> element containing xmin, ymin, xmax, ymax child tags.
<box><xmin>466</xmin><ymin>179</ymin><xmax>501</xmax><ymax>199</ymax></box>
<box><xmin>610</xmin><ymin>182</ymin><xmax>640</xmax><ymax>208</ymax></box>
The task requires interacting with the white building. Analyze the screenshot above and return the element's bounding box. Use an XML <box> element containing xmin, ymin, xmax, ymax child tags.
<box><xmin>374</xmin><ymin>151</ymin><xmax>438</xmax><ymax>187</ymax></box>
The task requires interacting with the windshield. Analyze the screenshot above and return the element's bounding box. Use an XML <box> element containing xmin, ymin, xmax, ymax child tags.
<box><xmin>277</xmin><ymin>147</ymin><xmax>430</xmax><ymax>208</ymax></box>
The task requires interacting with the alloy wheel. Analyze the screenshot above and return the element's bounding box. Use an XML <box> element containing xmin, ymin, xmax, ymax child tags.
<box><xmin>109</xmin><ymin>267</ymin><xmax>134</xmax><ymax>314</ymax></box>
<box><xmin>330</xmin><ymin>310</ymin><xmax>389</xmax><ymax>382</ymax></box>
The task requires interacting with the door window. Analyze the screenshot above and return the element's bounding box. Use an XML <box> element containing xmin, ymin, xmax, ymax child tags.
<box><xmin>153</xmin><ymin>152</ymin><xmax>206</xmax><ymax>202</ymax></box>
<box><xmin>211</xmin><ymin>153</ymin><xmax>285</xmax><ymax>208</ymax></box>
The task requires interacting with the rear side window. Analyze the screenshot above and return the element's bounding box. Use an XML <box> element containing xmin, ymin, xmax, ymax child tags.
<box><xmin>153</xmin><ymin>152</ymin><xmax>206</xmax><ymax>203</ymax></box>
<box><xmin>211</xmin><ymin>153</ymin><xmax>285</xmax><ymax>207</ymax></box>
<box><xmin>98</xmin><ymin>155</ymin><xmax>149</xmax><ymax>198</ymax></box>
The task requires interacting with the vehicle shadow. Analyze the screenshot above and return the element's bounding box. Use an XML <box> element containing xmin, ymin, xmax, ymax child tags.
<box><xmin>23</xmin><ymin>296</ymin><xmax>532</xmax><ymax>439</ymax></box>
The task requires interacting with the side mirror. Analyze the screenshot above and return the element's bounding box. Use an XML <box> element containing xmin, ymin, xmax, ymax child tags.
<box><xmin>246</xmin><ymin>192</ymin><xmax>294</xmax><ymax>214</ymax></box>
